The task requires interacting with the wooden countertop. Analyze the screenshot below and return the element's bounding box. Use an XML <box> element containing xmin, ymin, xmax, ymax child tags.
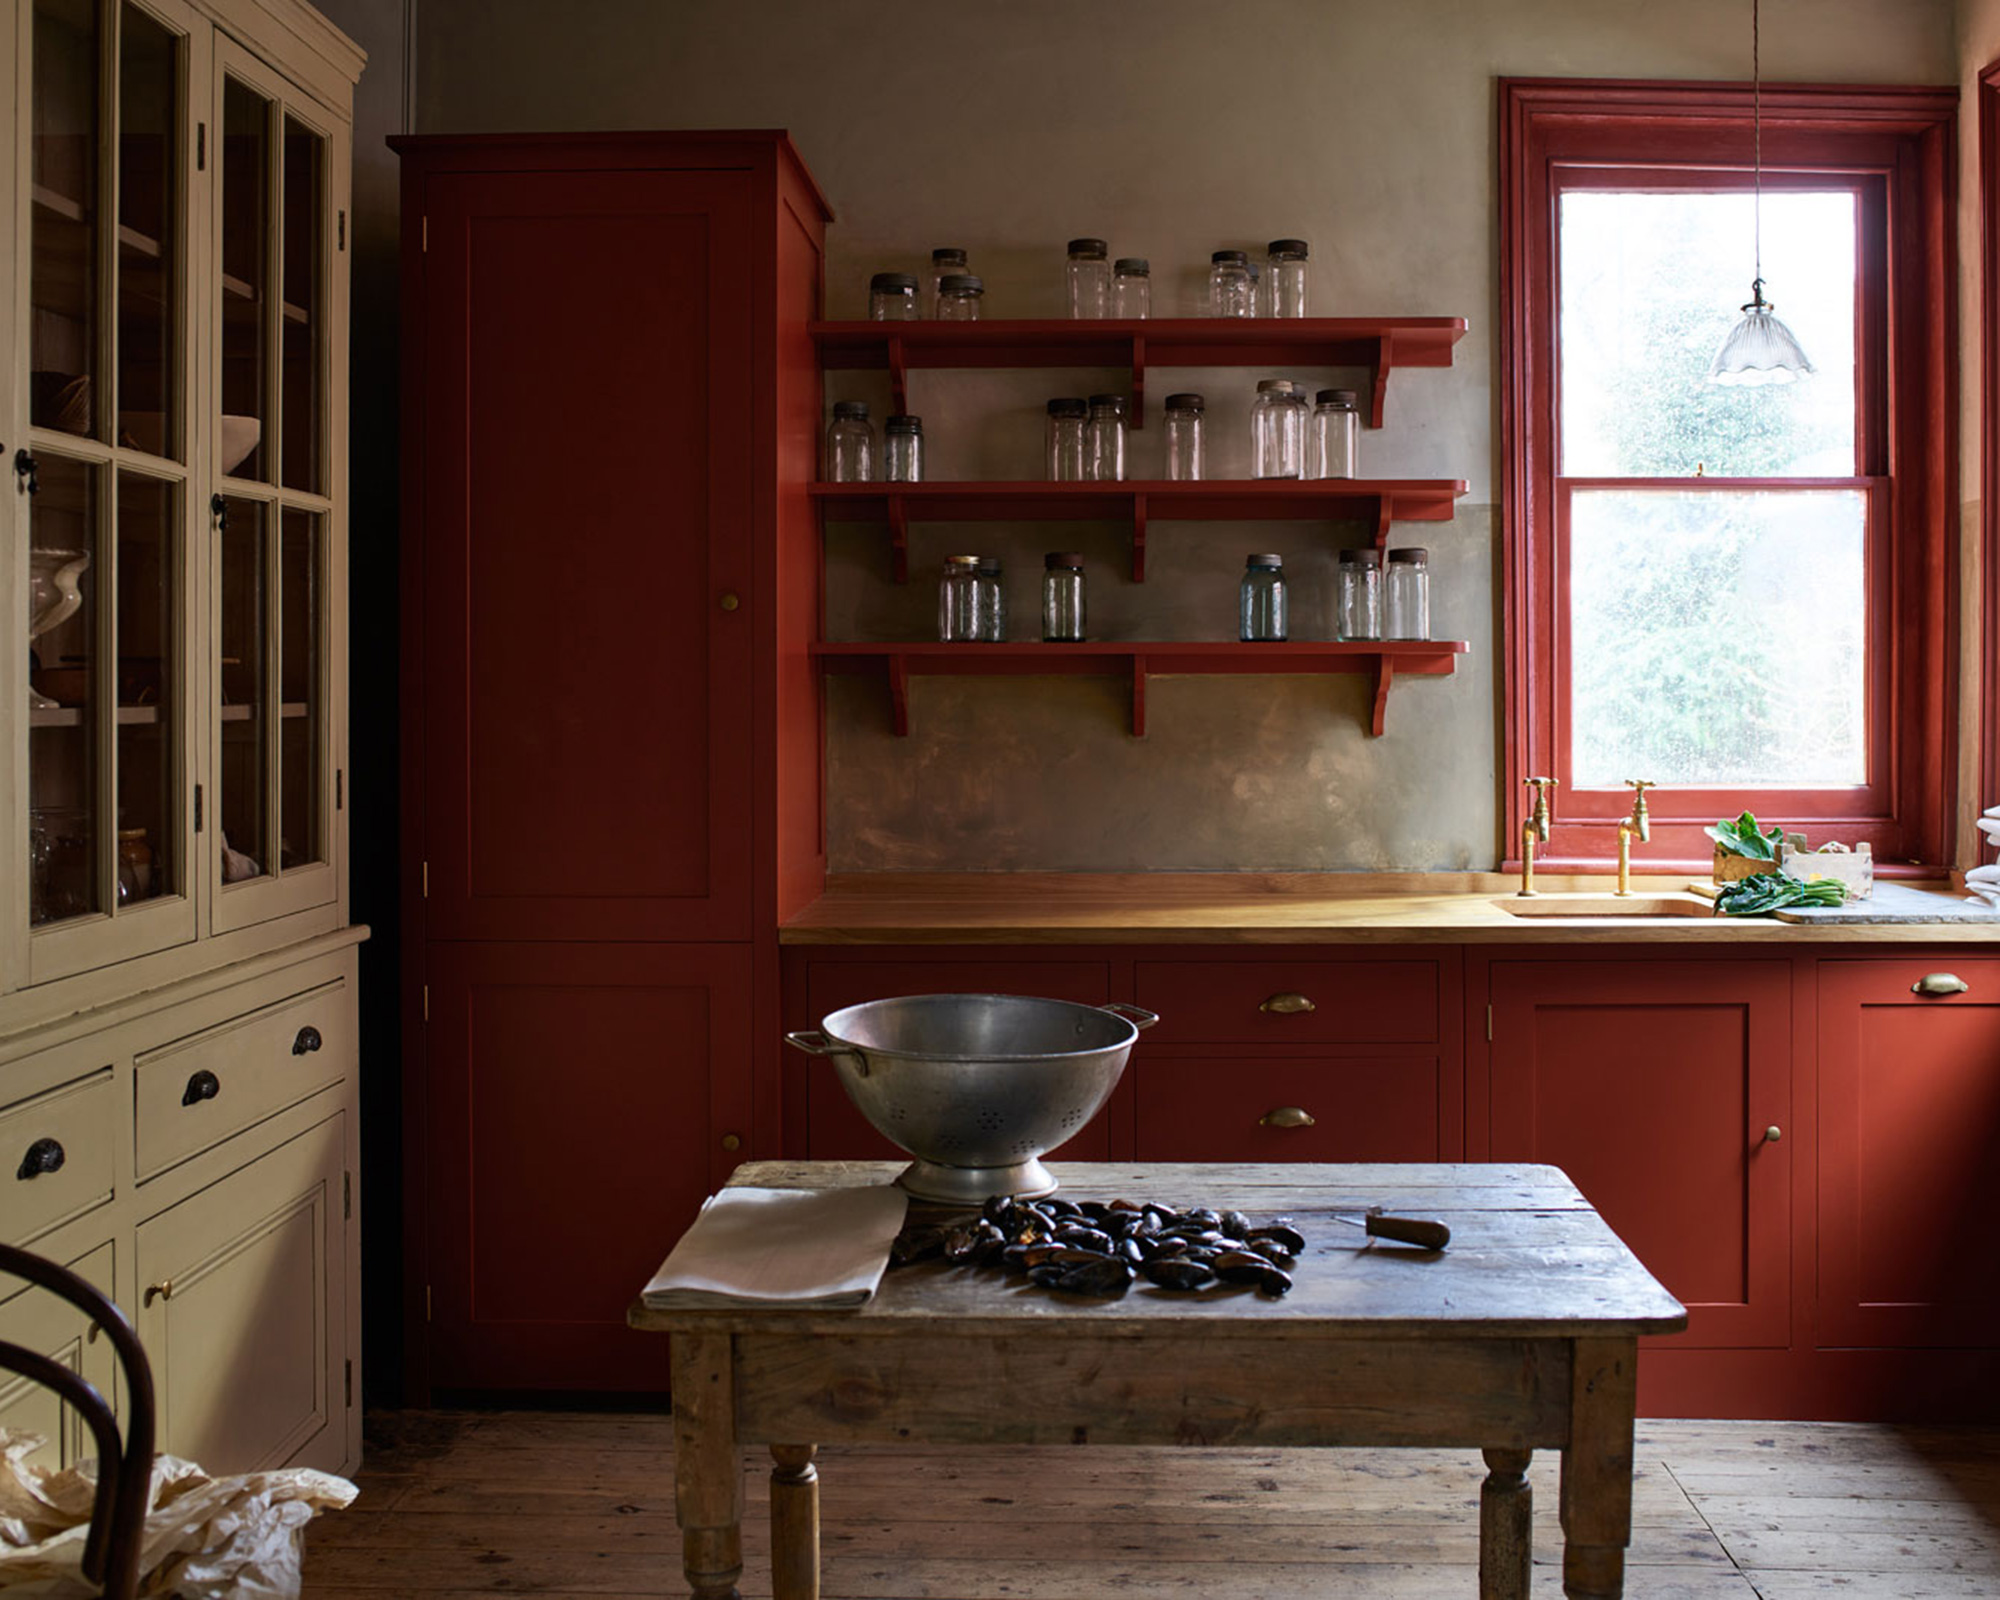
<box><xmin>780</xmin><ymin>872</ymin><xmax>2000</xmax><ymax>945</ymax></box>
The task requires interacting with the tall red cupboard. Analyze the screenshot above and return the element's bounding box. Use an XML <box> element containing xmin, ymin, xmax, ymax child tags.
<box><xmin>395</xmin><ymin>133</ymin><xmax>829</xmax><ymax>1394</ymax></box>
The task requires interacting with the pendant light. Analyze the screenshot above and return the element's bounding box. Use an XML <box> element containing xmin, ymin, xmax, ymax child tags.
<box><xmin>1709</xmin><ymin>0</ymin><xmax>1814</xmax><ymax>386</ymax></box>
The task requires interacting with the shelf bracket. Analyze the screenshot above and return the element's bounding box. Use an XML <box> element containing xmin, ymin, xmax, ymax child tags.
<box><xmin>1370</xmin><ymin>658</ymin><xmax>1396</xmax><ymax>738</ymax></box>
<box><xmin>888</xmin><ymin>654</ymin><xmax>910</xmax><ymax>737</ymax></box>
<box><xmin>1132</xmin><ymin>492</ymin><xmax>1148</xmax><ymax>582</ymax></box>
<box><xmin>1374</xmin><ymin>492</ymin><xmax>1394</xmax><ymax>547</ymax></box>
<box><xmin>1129</xmin><ymin>335</ymin><xmax>1146</xmax><ymax>430</ymax></box>
<box><xmin>1131</xmin><ymin>654</ymin><xmax>1148</xmax><ymax>737</ymax></box>
<box><xmin>887</xmin><ymin>334</ymin><xmax>909</xmax><ymax>419</ymax></box>
<box><xmin>1369</xmin><ymin>332</ymin><xmax>1397</xmax><ymax>430</ymax></box>
<box><xmin>888</xmin><ymin>495</ymin><xmax>909</xmax><ymax>584</ymax></box>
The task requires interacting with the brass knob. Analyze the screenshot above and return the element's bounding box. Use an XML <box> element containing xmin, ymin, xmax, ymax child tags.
<box><xmin>1912</xmin><ymin>973</ymin><xmax>1969</xmax><ymax>997</ymax></box>
<box><xmin>719</xmin><ymin>592</ymin><xmax>740</xmax><ymax>612</ymax></box>
<box><xmin>144</xmin><ymin>1280</ymin><xmax>173</xmax><ymax>1306</ymax></box>
<box><xmin>1764</xmin><ymin>1125</ymin><xmax>1783</xmax><ymax>1143</ymax></box>
<box><xmin>720</xmin><ymin>1133</ymin><xmax>742</xmax><ymax>1152</ymax></box>
<box><xmin>1260</xmin><ymin>1106</ymin><xmax>1316</xmax><ymax>1129</ymax></box>
<box><xmin>1259</xmin><ymin>992</ymin><xmax>1316</xmax><ymax>1015</ymax></box>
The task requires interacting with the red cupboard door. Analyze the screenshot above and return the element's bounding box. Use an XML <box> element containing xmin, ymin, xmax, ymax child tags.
<box><xmin>415</xmin><ymin>168</ymin><xmax>754</xmax><ymax>942</ymax></box>
<box><xmin>1817</xmin><ymin>959</ymin><xmax>2000</xmax><ymax>1348</ymax></box>
<box><xmin>799</xmin><ymin>960</ymin><xmax>1112</xmax><ymax>1161</ymax></box>
<box><xmin>1487</xmin><ymin>959</ymin><xmax>1791</xmax><ymax>1348</ymax></box>
<box><xmin>422</xmin><ymin>942</ymin><xmax>752</xmax><ymax>1391</ymax></box>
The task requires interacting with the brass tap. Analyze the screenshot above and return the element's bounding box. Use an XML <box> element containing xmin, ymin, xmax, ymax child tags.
<box><xmin>1519</xmin><ymin>777</ymin><xmax>1556</xmax><ymax>897</ymax></box>
<box><xmin>1615</xmin><ymin>779</ymin><xmax>1656</xmax><ymax>897</ymax></box>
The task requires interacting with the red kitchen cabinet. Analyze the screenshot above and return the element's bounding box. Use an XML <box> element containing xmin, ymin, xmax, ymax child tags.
<box><xmin>420</xmin><ymin>942</ymin><xmax>752</xmax><ymax>1392</ymax></box>
<box><xmin>1485</xmin><ymin>958</ymin><xmax>1792</xmax><ymax>1350</ymax></box>
<box><xmin>1135</xmin><ymin>1055</ymin><xmax>1440</xmax><ymax>1161</ymax></box>
<box><xmin>1816</xmin><ymin>958</ymin><xmax>2000</xmax><ymax>1348</ymax></box>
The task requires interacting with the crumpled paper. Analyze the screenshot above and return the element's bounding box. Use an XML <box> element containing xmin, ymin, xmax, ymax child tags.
<box><xmin>0</xmin><ymin>1429</ymin><xmax>355</xmax><ymax>1597</ymax></box>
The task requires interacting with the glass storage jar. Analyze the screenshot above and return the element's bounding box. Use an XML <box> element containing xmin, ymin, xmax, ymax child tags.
<box><xmin>1067</xmin><ymin>238</ymin><xmax>1111</xmax><ymax>319</ymax></box>
<box><xmin>937</xmin><ymin>273</ymin><xmax>984</xmax><ymax>320</ymax></box>
<box><xmin>1209</xmin><ymin>250</ymin><xmax>1254</xmax><ymax>317</ymax></box>
<box><xmin>1337</xmin><ymin>547</ymin><xmax>1383</xmax><ymax>641</ymax></box>
<box><xmin>1043</xmin><ymin>553</ymin><xmax>1086</xmax><ymax>641</ymax></box>
<box><xmin>976</xmin><ymin>557</ymin><xmax>1006</xmax><ymax>641</ymax></box>
<box><xmin>929</xmin><ymin>247</ymin><xmax>968</xmax><ymax>317</ymax></box>
<box><xmin>1251</xmin><ymin>379</ymin><xmax>1307</xmax><ymax>479</ymax></box>
<box><xmin>1163</xmin><ymin>393</ymin><xmax>1206</xmax><ymax>481</ymax></box>
<box><xmin>1308</xmin><ymin>388</ymin><xmax>1358</xmax><ymax>479</ymax></box>
<box><xmin>870</xmin><ymin>272</ymin><xmax>920</xmax><ymax>321</ymax></box>
<box><xmin>1085</xmin><ymin>393</ymin><xmax>1127</xmax><ymax>482</ymax></box>
<box><xmin>1240</xmin><ymin>554</ymin><xmax>1288</xmax><ymax>642</ymax></box>
<box><xmin>1266</xmin><ymin>239</ymin><xmax>1309</xmax><ymax>317</ymax></box>
<box><xmin>1046</xmin><ymin>398</ymin><xmax>1088</xmax><ymax>481</ymax></box>
<box><xmin>885</xmin><ymin>414</ymin><xmax>924</xmax><ymax>482</ymax></box>
<box><xmin>826</xmin><ymin>400</ymin><xmax>875</xmax><ymax>482</ymax></box>
<box><xmin>1112</xmin><ymin>257</ymin><xmax>1151</xmax><ymax>319</ymax></box>
<box><xmin>939</xmin><ymin>555</ymin><xmax>984</xmax><ymax>641</ymax></box>
<box><xmin>1385</xmin><ymin>547</ymin><xmax>1430</xmax><ymax>639</ymax></box>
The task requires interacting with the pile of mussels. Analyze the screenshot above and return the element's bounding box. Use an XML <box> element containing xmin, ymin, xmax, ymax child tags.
<box><xmin>889</xmin><ymin>1195</ymin><xmax>1305</xmax><ymax>1298</ymax></box>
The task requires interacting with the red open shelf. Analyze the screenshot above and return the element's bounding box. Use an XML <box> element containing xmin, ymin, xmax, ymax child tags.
<box><xmin>813</xmin><ymin>316</ymin><xmax>1467</xmax><ymax>431</ymax></box>
<box><xmin>811</xmin><ymin>478</ymin><xmax>1468</xmax><ymax>581</ymax></box>
<box><xmin>812</xmin><ymin>639</ymin><xmax>1470</xmax><ymax>739</ymax></box>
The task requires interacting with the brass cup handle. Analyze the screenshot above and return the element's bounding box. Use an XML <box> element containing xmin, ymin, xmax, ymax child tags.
<box><xmin>1259</xmin><ymin>992</ymin><xmax>1317</xmax><ymax>1015</ymax></box>
<box><xmin>720</xmin><ymin>1133</ymin><xmax>742</xmax><ymax>1153</ymax></box>
<box><xmin>1764</xmin><ymin>1125</ymin><xmax>1783</xmax><ymax>1143</ymax></box>
<box><xmin>1912</xmin><ymin>973</ymin><xmax>1969</xmax><ymax>997</ymax></box>
<box><xmin>1260</xmin><ymin>1106</ymin><xmax>1317</xmax><ymax>1129</ymax></box>
<box><xmin>144</xmin><ymin>1280</ymin><xmax>173</xmax><ymax>1307</ymax></box>
<box><xmin>719</xmin><ymin>591</ymin><xmax>740</xmax><ymax>612</ymax></box>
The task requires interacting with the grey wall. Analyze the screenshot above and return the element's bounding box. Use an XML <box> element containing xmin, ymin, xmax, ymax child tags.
<box><xmin>394</xmin><ymin>0</ymin><xmax>1955</xmax><ymax>872</ymax></box>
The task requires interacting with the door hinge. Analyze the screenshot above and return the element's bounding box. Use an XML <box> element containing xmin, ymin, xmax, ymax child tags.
<box><xmin>422</xmin><ymin>985</ymin><xmax>429</xmax><ymax>1022</ymax></box>
<box><xmin>421</xmin><ymin>214</ymin><xmax>428</xmax><ymax>252</ymax></box>
<box><xmin>344</xmin><ymin>1359</ymin><xmax>353</xmax><ymax>1407</ymax></box>
<box><xmin>1486</xmin><ymin>1003</ymin><xmax>1493</xmax><ymax>1042</ymax></box>
<box><xmin>421</xmin><ymin>860</ymin><xmax>429</xmax><ymax>897</ymax></box>
<box><xmin>336</xmin><ymin>769</ymin><xmax>343</xmax><ymax>811</ymax></box>
<box><xmin>193</xmin><ymin>783</ymin><xmax>204</xmax><ymax>834</ymax></box>
<box><xmin>338</xmin><ymin>208</ymin><xmax>346</xmax><ymax>251</ymax></box>
<box><xmin>343</xmin><ymin>1169</ymin><xmax>352</xmax><ymax>1220</ymax></box>
<box><xmin>425</xmin><ymin>1286</ymin><xmax>433</xmax><ymax>1322</ymax></box>
<box><xmin>197</xmin><ymin>122</ymin><xmax>206</xmax><ymax>171</ymax></box>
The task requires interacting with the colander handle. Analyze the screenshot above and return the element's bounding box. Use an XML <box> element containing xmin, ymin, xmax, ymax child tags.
<box><xmin>1099</xmin><ymin>1002</ymin><xmax>1159</xmax><ymax>1030</ymax></box>
<box><xmin>784</xmin><ymin>1028</ymin><xmax>855</xmax><ymax>1057</ymax></box>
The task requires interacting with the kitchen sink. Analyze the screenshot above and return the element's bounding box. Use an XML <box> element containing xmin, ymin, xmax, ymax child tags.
<box><xmin>1494</xmin><ymin>894</ymin><xmax>1719</xmax><ymax>919</ymax></box>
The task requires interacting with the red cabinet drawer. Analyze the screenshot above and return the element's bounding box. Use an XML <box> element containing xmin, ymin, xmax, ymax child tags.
<box><xmin>1135</xmin><ymin>1056</ymin><xmax>1439</xmax><ymax>1162</ymax></box>
<box><xmin>1134</xmin><ymin>960</ymin><xmax>1438</xmax><ymax>1045</ymax></box>
<box><xmin>807</xmin><ymin>960</ymin><xmax>1109</xmax><ymax>1022</ymax></box>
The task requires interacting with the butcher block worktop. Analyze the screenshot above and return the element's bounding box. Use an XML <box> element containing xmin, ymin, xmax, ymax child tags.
<box><xmin>781</xmin><ymin>872</ymin><xmax>2000</xmax><ymax>945</ymax></box>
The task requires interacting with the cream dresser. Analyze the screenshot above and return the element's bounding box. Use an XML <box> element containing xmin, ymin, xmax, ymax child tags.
<box><xmin>2</xmin><ymin>0</ymin><xmax>362</xmax><ymax>1474</ymax></box>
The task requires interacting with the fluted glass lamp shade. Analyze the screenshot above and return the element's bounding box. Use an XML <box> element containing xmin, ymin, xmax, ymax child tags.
<box><xmin>1709</xmin><ymin>280</ymin><xmax>1815</xmax><ymax>386</ymax></box>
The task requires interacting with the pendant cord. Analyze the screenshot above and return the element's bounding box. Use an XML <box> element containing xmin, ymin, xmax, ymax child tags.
<box><xmin>1752</xmin><ymin>0</ymin><xmax>1764</xmax><ymax>300</ymax></box>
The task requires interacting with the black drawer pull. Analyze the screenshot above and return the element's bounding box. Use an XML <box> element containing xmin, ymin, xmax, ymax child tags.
<box><xmin>182</xmin><ymin>1069</ymin><xmax>221</xmax><ymax>1106</ymax></box>
<box><xmin>292</xmin><ymin>1025</ymin><xmax>323</xmax><ymax>1056</ymax></box>
<box><xmin>17</xmin><ymin>1137</ymin><xmax>64</xmax><ymax>1180</ymax></box>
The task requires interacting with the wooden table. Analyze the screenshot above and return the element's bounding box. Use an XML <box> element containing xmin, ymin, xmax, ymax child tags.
<box><xmin>630</xmin><ymin>1161</ymin><xmax>1686</xmax><ymax>1600</ymax></box>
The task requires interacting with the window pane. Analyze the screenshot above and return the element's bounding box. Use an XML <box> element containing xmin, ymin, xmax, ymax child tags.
<box><xmin>1560</xmin><ymin>192</ymin><xmax>1857</xmax><ymax>477</ymax></box>
<box><xmin>1569</xmin><ymin>489</ymin><xmax>1866</xmax><ymax>788</ymax></box>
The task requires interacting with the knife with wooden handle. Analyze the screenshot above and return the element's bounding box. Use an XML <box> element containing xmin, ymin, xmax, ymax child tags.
<box><xmin>1332</xmin><ymin>1208</ymin><xmax>1451</xmax><ymax>1250</ymax></box>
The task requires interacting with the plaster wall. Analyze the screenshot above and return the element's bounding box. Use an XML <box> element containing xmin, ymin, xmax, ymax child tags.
<box><xmin>390</xmin><ymin>0</ymin><xmax>1953</xmax><ymax>871</ymax></box>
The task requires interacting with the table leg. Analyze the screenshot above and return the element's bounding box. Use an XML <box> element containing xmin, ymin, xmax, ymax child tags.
<box><xmin>771</xmin><ymin>1445</ymin><xmax>820</xmax><ymax>1600</ymax></box>
<box><xmin>1558</xmin><ymin>1336</ymin><xmax>1639</xmax><ymax>1600</ymax></box>
<box><xmin>1479</xmin><ymin>1447</ymin><xmax>1532</xmax><ymax>1600</ymax></box>
<box><xmin>672</xmin><ymin>1332</ymin><xmax>743</xmax><ymax>1600</ymax></box>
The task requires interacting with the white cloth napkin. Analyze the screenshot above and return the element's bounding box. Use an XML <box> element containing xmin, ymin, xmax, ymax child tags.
<box><xmin>641</xmin><ymin>1185</ymin><xmax>909</xmax><ymax>1311</ymax></box>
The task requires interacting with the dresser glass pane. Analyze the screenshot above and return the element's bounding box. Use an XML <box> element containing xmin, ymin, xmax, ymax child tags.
<box><xmin>218</xmin><ymin>495</ymin><xmax>269</xmax><ymax>883</ymax></box>
<box><xmin>117</xmin><ymin>472</ymin><xmax>176</xmax><ymax>904</ymax></box>
<box><xmin>279</xmin><ymin>509</ymin><xmax>322</xmax><ymax>869</ymax></box>
<box><xmin>116</xmin><ymin>5</ymin><xmax>182</xmax><ymax>461</ymax></box>
<box><xmin>31</xmin><ymin>0</ymin><xmax>101</xmax><ymax>441</ymax></box>
<box><xmin>281</xmin><ymin>116</ymin><xmax>324</xmax><ymax>493</ymax></box>
<box><xmin>29</xmin><ymin>456</ymin><xmax>102</xmax><ymax>925</ymax></box>
<box><xmin>220</xmin><ymin>77</ymin><xmax>271</xmax><ymax>482</ymax></box>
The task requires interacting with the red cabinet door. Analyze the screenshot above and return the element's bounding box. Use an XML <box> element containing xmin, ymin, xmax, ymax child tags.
<box><xmin>1817</xmin><ymin>958</ymin><xmax>2000</xmax><ymax>1347</ymax></box>
<box><xmin>1135</xmin><ymin>1055</ymin><xmax>1440</xmax><ymax>1161</ymax></box>
<box><xmin>1487</xmin><ymin>959</ymin><xmax>1791</xmax><ymax>1348</ymax></box>
<box><xmin>422</xmin><ymin>942</ymin><xmax>752</xmax><ymax>1391</ymax></box>
<box><xmin>415</xmin><ymin>168</ymin><xmax>755</xmax><ymax>942</ymax></box>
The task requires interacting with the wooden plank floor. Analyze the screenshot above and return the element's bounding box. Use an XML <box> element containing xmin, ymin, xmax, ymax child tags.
<box><xmin>304</xmin><ymin>1409</ymin><xmax>2000</xmax><ymax>1599</ymax></box>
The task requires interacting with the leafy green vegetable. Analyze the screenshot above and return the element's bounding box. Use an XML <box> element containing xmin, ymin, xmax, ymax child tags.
<box><xmin>1714</xmin><ymin>874</ymin><xmax>1848</xmax><ymax>917</ymax></box>
<box><xmin>1705</xmin><ymin>810</ymin><xmax>1784</xmax><ymax>861</ymax></box>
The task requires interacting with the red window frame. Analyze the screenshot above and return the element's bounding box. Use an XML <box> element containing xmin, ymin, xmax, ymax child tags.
<box><xmin>1500</xmin><ymin>79</ymin><xmax>1958</xmax><ymax>872</ymax></box>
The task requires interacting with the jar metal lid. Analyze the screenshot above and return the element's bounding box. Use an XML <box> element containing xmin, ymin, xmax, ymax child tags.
<box><xmin>885</xmin><ymin>414</ymin><xmax>923</xmax><ymax>432</ymax></box>
<box><xmin>1256</xmin><ymin>378</ymin><xmax>1302</xmax><ymax>393</ymax></box>
<box><xmin>1067</xmin><ymin>238</ymin><xmax>1109</xmax><ymax>257</ymax></box>
<box><xmin>870</xmin><ymin>272</ymin><xmax>918</xmax><ymax>292</ymax></box>
<box><xmin>1339</xmin><ymin>547</ymin><xmax>1383</xmax><ymax>567</ymax></box>
<box><xmin>932</xmin><ymin>247</ymin><xmax>968</xmax><ymax>263</ymax></box>
<box><xmin>1164</xmin><ymin>392</ymin><xmax>1205</xmax><ymax>411</ymax></box>
<box><xmin>975</xmin><ymin>557</ymin><xmax>1003</xmax><ymax>573</ymax></box>
<box><xmin>1388</xmin><ymin>547</ymin><xmax>1430</xmax><ymax>563</ymax></box>
<box><xmin>945</xmin><ymin>554</ymin><xmax>981</xmax><ymax>567</ymax></box>
<box><xmin>1087</xmin><ymin>393</ymin><xmax>1127</xmax><ymax>410</ymax></box>
<box><xmin>1114</xmin><ymin>257</ymin><xmax>1150</xmax><ymax>274</ymax></box>
<box><xmin>1316</xmin><ymin>388</ymin><xmax>1359</xmax><ymax>407</ymax></box>
<box><xmin>1047</xmin><ymin>397</ymin><xmax>1089</xmax><ymax>417</ymax></box>
<box><xmin>1212</xmin><ymin>249</ymin><xmax>1250</xmax><ymax>266</ymax></box>
<box><xmin>1246</xmin><ymin>553</ymin><xmax>1284</xmax><ymax>568</ymax></box>
<box><xmin>939</xmin><ymin>273</ymin><xmax>984</xmax><ymax>292</ymax></box>
<box><xmin>831</xmin><ymin>400</ymin><xmax>869</xmax><ymax>420</ymax></box>
<box><xmin>1045</xmin><ymin>551</ymin><xmax>1086</xmax><ymax>568</ymax></box>
<box><xmin>1268</xmin><ymin>238</ymin><xmax>1310</xmax><ymax>257</ymax></box>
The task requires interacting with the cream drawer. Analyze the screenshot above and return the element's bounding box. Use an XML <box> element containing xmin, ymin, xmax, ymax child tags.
<box><xmin>0</xmin><ymin>1239</ymin><xmax>119</xmax><ymax>1472</ymax></box>
<box><xmin>134</xmin><ymin>980</ymin><xmax>348</xmax><ymax>1182</ymax></box>
<box><xmin>3</xmin><ymin>1071</ymin><xmax>116</xmax><ymax>1243</ymax></box>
